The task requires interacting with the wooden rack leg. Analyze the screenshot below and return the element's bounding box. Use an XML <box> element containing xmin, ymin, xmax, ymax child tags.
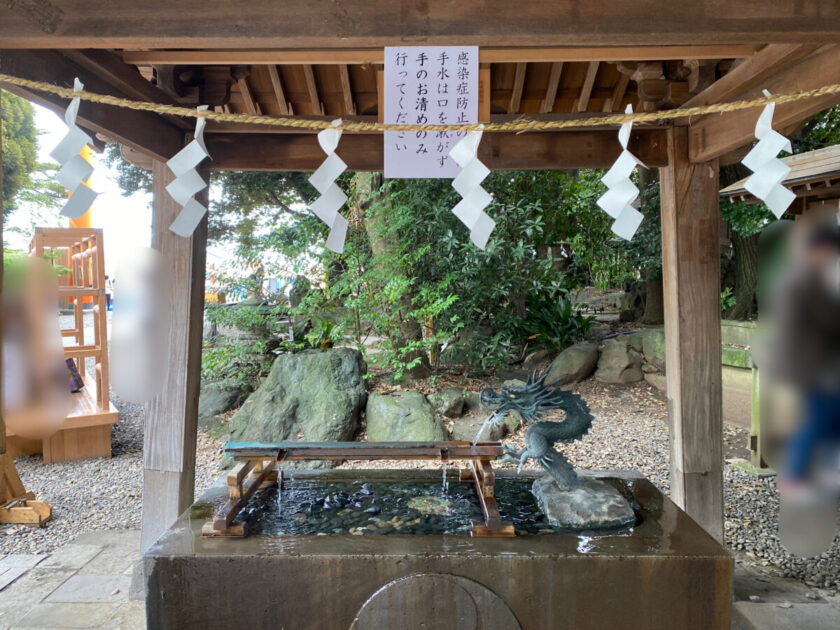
<box><xmin>0</xmin><ymin>455</ymin><xmax>51</xmax><ymax>526</ymax></box>
<box><xmin>461</xmin><ymin>459</ymin><xmax>514</xmax><ymax>537</ymax></box>
<box><xmin>202</xmin><ymin>456</ymin><xmax>281</xmax><ymax>537</ymax></box>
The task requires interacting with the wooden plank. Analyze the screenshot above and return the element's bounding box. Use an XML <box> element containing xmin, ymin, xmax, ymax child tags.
<box><xmin>0</xmin><ymin>93</ymin><xmax>5</xmax><ymax>476</ymax></box>
<box><xmin>0</xmin><ymin>50</ymin><xmax>183</xmax><ymax>162</ymax></box>
<box><xmin>604</xmin><ymin>72</ymin><xmax>630</xmax><ymax>112</ymax></box>
<box><xmin>688</xmin><ymin>45</ymin><xmax>840</xmax><ymax>162</ymax></box>
<box><xmin>1</xmin><ymin>2</ymin><xmax>831</xmax><ymax>49</ymax></box>
<box><xmin>508</xmin><ymin>62</ymin><xmax>527</xmax><ymax>114</ymax></box>
<box><xmin>141</xmin><ymin>160</ymin><xmax>207</xmax><ymax>551</ymax></box>
<box><xmin>576</xmin><ymin>61</ymin><xmax>600</xmax><ymax>112</ymax></box>
<box><xmin>302</xmin><ymin>65</ymin><xmax>324</xmax><ymax>115</ymax></box>
<box><xmin>212</xmin><ymin>461</ymin><xmax>276</xmax><ymax>530</ymax></box>
<box><xmin>338</xmin><ymin>64</ymin><xmax>356</xmax><ymax>115</ymax></box>
<box><xmin>42</xmin><ymin>425</ymin><xmax>111</xmax><ymax>463</ymax></box>
<box><xmin>659</xmin><ymin>125</ymin><xmax>723</xmax><ymax>542</ymax></box>
<box><xmin>205</xmin><ymin>128</ymin><xmax>669</xmax><ymax>171</ymax></box>
<box><xmin>226</xmin><ymin>441</ymin><xmax>505</xmax><ymax>460</ymax></box>
<box><xmin>682</xmin><ymin>44</ymin><xmax>821</xmax><ymax>108</ymax></box>
<box><xmin>266</xmin><ymin>65</ymin><xmax>290</xmax><ymax>115</ymax></box>
<box><xmin>121</xmin><ymin>45</ymin><xmax>760</xmax><ymax>66</ymax></box>
<box><xmin>540</xmin><ymin>62</ymin><xmax>563</xmax><ymax>113</ymax></box>
<box><xmin>236</xmin><ymin>77</ymin><xmax>260</xmax><ymax>115</ymax></box>
<box><xmin>478</xmin><ymin>65</ymin><xmax>491</xmax><ymax>122</ymax></box>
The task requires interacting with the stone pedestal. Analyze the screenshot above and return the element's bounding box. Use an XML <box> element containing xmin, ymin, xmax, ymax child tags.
<box><xmin>531</xmin><ymin>475</ymin><xmax>636</xmax><ymax>529</ymax></box>
<box><xmin>144</xmin><ymin>470</ymin><xmax>731</xmax><ymax>630</ymax></box>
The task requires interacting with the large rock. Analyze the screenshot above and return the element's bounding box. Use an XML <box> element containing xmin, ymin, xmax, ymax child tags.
<box><xmin>545</xmin><ymin>342</ymin><xmax>599</xmax><ymax>384</ymax></box>
<box><xmin>366</xmin><ymin>392</ymin><xmax>447</xmax><ymax>442</ymax></box>
<box><xmin>532</xmin><ymin>476</ymin><xmax>636</xmax><ymax>530</ymax></box>
<box><xmin>228</xmin><ymin>348</ymin><xmax>367</xmax><ymax>466</ymax></box>
<box><xmin>198</xmin><ymin>382</ymin><xmax>250</xmax><ymax>434</ymax></box>
<box><xmin>426</xmin><ymin>388</ymin><xmax>465</xmax><ymax>418</ymax></box>
<box><xmin>595</xmin><ymin>338</ymin><xmax>643</xmax><ymax>383</ymax></box>
<box><xmin>451</xmin><ymin>415</ymin><xmax>506</xmax><ymax>442</ymax></box>
<box><xmin>640</xmin><ymin>327</ymin><xmax>666</xmax><ymax>371</ymax></box>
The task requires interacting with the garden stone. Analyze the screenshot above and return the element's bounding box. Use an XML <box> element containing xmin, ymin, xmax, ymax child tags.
<box><xmin>641</xmin><ymin>327</ymin><xmax>666</xmax><ymax>371</ymax></box>
<box><xmin>451</xmin><ymin>415</ymin><xmax>506</xmax><ymax>442</ymax></box>
<box><xmin>426</xmin><ymin>388</ymin><xmax>465</xmax><ymax>418</ymax></box>
<box><xmin>532</xmin><ymin>476</ymin><xmax>635</xmax><ymax>530</ymax></box>
<box><xmin>545</xmin><ymin>342</ymin><xmax>599</xmax><ymax>384</ymax></box>
<box><xmin>585</xmin><ymin>322</ymin><xmax>611</xmax><ymax>342</ymax></box>
<box><xmin>228</xmin><ymin>348</ymin><xmax>366</xmax><ymax>468</ymax></box>
<box><xmin>644</xmin><ymin>372</ymin><xmax>667</xmax><ymax>393</ymax></box>
<box><xmin>595</xmin><ymin>338</ymin><xmax>643</xmax><ymax>383</ymax></box>
<box><xmin>522</xmin><ymin>349</ymin><xmax>552</xmax><ymax>373</ymax></box>
<box><xmin>463</xmin><ymin>392</ymin><xmax>482</xmax><ymax>412</ymax></box>
<box><xmin>366</xmin><ymin>392</ymin><xmax>447</xmax><ymax>442</ymax></box>
<box><xmin>198</xmin><ymin>382</ymin><xmax>250</xmax><ymax>431</ymax></box>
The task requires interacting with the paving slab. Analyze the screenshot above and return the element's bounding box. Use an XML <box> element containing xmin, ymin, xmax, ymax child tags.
<box><xmin>107</xmin><ymin>600</ymin><xmax>146</xmax><ymax>630</ymax></box>
<box><xmin>76</xmin><ymin>546</ymin><xmax>136</xmax><ymax>577</ymax></box>
<box><xmin>733</xmin><ymin>565</ymin><xmax>823</xmax><ymax>604</ymax></box>
<box><xmin>72</xmin><ymin>531</ymin><xmax>141</xmax><ymax>551</ymax></box>
<box><xmin>45</xmin><ymin>575</ymin><xmax>131</xmax><ymax>604</ymax></box>
<box><xmin>0</xmin><ymin>568</ymin><xmax>76</xmax><ymax>629</ymax></box>
<box><xmin>38</xmin><ymin>545</ymin><xmax>103</xmax><ymax>571</ymax></box>
<box><xmin>14</xmin><ymin>602</ymin><xmax>120</xmax><ymax>628</ymax></box>
<box><xmin>0</xmin><ymin>556</ymin><xmax>44</xmax><ymax>571</ymax></box>
<box><xmin>733</xmin><ymin>601</ymin><xmax>840</xmax><ymax>630</ymax></box>
<box><xmin>0</xmin><ymin>568</ymin><xmax>27</xmax><ymax>592</ymax></box>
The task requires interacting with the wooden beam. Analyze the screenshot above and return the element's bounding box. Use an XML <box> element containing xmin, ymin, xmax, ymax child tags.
<box><xmin>204</xmin><ymin>128</ymin><xmax>668</xmax><ymax>171</ymax></box>
<box><xmin>682</xmin><ymin>44</ymin><xmax>821</xmax><ymax>108</ymax></box>
<box><xmin>689</xmin><ymin>45</ymin><xmax>840</xmax><ymax>162</ymax></box>
<box><xmin>266</xmin><ymin>65</ymin><xmax>289</xmax><ymax>115</ymax></box>
<box><xmin>302</xmin><ymin>65</ymin><xmax>324</xmax><ymax>116</ymax></box>
<box><xmin>120</xmin><ymin>45</ymin><xmax>760</xmax><ymax>66</ymax></box>
<box><xmin>508</xmin><ymin>63</ymin><xmax>527</xmax><ymax>114</ymax></box>
<box><xmin>141</xmin><ymin>160</ymin><xmax>207</xmax><ymax>551</ymax></box>
<box><xmin>540</xmin><ymin>62</ymin><xmax>563</xmax><ymax>114</ymax></box>
<box><xmin>236</xmin><ymin>76</ymin><xmax>259</xmax><ymax>115</ymax></box>
<box><xmin>1</xmin><ymin>91</ymin><xmax>6</xmax><ymax>495</ymax></box>
<box><xmin>659</xmin><ymin>125</ymin><xmax>723</xmax><ymax>542</ymax></box>
<box><xmin>0</xmin><ymin>50</ymin><xmax>183</xmax><ymax>162</ymax></box>
<box><xmin>2</xmin><ymin>2</ymin><xmax>832</xmax><ymax>50</ymax></box>
<box><xmin>604</xmin><ymin>72</ymin><xmax>630</xmax><ymax>112</ymax></box>
<box><xmin>338</xmin><ymin>64</ymin><xmax>356</xmax><ymax>115</ymax></box>
<box><xmin>576</xmin><ymin>61</ymin><xmax>600</xmax><ymax>112</ymax></box>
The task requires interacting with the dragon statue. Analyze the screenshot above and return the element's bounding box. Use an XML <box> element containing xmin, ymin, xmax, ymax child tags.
<box><xmin>477</xmin><ymin>372</ymin><xmax>593</xmax><ymax>491</ymax></box>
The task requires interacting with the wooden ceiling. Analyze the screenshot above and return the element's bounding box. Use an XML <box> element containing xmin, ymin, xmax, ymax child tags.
<box><xmin>121</xmin><ymin>48</ymin><xmax>755</xmax><ymax>124</ymax></box>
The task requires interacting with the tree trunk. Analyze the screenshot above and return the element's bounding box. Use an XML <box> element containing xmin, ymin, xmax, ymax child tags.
<box><xmin>354</xmin><ymin>173</ymin><xmax>431</xmax><ymax>379</ymax></box>
<box><xmin>725</xmin><ymin>230</ymin><xmax>759</xmax><ymax>320</ymax></box>
<box><xmin>641</xmin><ymin>277</ymin><xmax>664</xmax><ymax>325</ymax></box>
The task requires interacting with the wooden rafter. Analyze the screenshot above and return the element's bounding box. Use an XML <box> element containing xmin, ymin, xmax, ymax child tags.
<box><xmin>508</xmin><ymin>62</ymin><xmax>527</xmax><ymax>114</ymax></box>
<box><xmin>266</xmin><ymin>65</ymin><xmax>290</xmax><ymax>115</ymax></box>
<box><xmin>0</xmin><ymin>50</ymin><xmax>183</xmax><ymax>161</ymax></box>
<box><xmin>689</xmin><ymin>45</ymin><xmax>840</xmax><ymax>162</ymax></box>
<box><xmin>576</xmin><ymin>61</ymin><xmax>600</xmax><ymax>112</ymax></box>
<box><xmin>236</xmin><ymin>76</ymin><xmax>260</xmax><ymax>115</ymax></box>
<box><xmin>338</xmin><ymin>64</ymin><xmax>356</xmax><ymax>115</ymax></box>
<box><xmin>604</xmin><ymin>72</ymin><xmax>630</xmax><ymax>112</ymax></box>
<box><xmin>302</xmin><ymin>64</ymin><xmax>324</xmax><ymax>115</ymax></box>
<box><xmin>119</xmin><ymin>45</ymin><xmax>759</xmax><ymax>66</ymax></box>
<box><xmin>540</xmin><ymin>62</ymin><xmax>563</xmax><ymax>113</ymax></box>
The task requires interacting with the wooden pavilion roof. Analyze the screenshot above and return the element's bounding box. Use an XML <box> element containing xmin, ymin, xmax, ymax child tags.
<box><xmin>720</xmin><ymin>144</ymin><xmax>840</xmax><ymax>210</ymax></box>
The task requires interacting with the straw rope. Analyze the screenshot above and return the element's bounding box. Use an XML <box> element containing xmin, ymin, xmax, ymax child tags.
<box><xmin>2</xmin><ymin>72</ymin><xmax>840</xmax><ymax>133</ymax></box>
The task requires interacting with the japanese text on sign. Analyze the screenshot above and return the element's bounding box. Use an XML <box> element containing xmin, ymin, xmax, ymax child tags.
<box><xmin>384</xmin><ymin>46</ymin><xmax>478</xmax><ymax>178</ymax></box>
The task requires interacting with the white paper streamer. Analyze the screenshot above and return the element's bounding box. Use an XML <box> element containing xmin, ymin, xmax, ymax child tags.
<box><xmin>448</xmin><ymin>127</ymin><xmax>495</xmax><ymax>249</ymax></box>
<box><xmin>167</xmin><ymin>106</ymin><xmax>211</xmax><ymax>237</ymax></box>
<box><xmin>308</xmin><ymin>119</ymin><xmax>349</xmax><ymax>253</ymax></box>
<box><xmin>50</xmin><ymin>78</ymin><xmax>98</xmax><ymax>219</ymax></box>
<box><xmin>741</xmin><ymin>96</ymin><xmax>796</xmax><ymax>219</ymax></box>
<box><xmin>596</xmin><ymin>104</ymin><xmax>646</xmax><ymax>240</ymax></box>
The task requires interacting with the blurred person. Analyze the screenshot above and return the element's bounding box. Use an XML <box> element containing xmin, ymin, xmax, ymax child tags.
<box><xmin>766</xmin><ymin>214</ymin><xmax>840</xmax><ymax>500</ymax></box>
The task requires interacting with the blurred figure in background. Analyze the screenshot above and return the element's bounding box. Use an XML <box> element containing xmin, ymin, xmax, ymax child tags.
<box><xmin>766</xmin><ymin>212</ymin><xmax>840</xmax><ymax>499</ymax></box>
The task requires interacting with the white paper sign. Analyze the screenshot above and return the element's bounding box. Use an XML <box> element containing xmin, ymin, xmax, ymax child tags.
<box><xmin>384</xmin><ymin>46</ymin><xmax>478</xmax><ymax>178</ymax></box>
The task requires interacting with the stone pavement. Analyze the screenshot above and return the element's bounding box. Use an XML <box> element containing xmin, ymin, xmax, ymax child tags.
<box><xmin>0</xmin><ymin>531</ymin><xmax>143</xmax><ymax>629</ymax></box>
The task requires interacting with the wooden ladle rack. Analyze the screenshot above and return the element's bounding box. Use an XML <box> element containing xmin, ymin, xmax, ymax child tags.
<box><xmin>203</xmin><ymin>441</ymin><xmax>514</xmax><ymax>538</ymax></box>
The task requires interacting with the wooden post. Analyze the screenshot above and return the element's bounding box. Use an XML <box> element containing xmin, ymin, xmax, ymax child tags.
<box><xmin>659</xmin><ymin>125</ymin><xmax>724</xmax><ymax>541</ymax></box>
<box><xmin>141</xmin><ymin>160</ymin><xmax>207</xmax><ymax>551</ymax></box>
<box><xmin>0</xmin><ymin>91</ymin><xmax>6</xmax><ymax>500</ymax></box>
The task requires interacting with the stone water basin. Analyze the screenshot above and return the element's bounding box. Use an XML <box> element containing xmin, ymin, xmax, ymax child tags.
<box><xmin>144</xmin><ymin>469</ymin><xmax>732</xmax><ymax>630</ymax></box>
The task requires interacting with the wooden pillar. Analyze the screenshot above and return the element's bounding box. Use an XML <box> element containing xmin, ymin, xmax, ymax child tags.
<box><xmin>0</xmin><ymin>92</ymin><xmax>6</xmax><ymax>500</ymax></box>
<box><xmin>141</xmin><ymin>160</ymin><xmax>207</xmax><ymax>551</ymax></box>
<box><xmin>659</xmin><ymin>125</ymin><xmax>724</xmax><ymax>541</ymax></box>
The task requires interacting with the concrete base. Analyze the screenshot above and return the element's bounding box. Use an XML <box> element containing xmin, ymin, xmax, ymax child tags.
<box><xmin>144</xmin><ymin>469</ymin><xmax>732</xmax><ymax>630</ymax></box>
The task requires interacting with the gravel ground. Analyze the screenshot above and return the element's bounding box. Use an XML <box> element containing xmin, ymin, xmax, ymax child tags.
<box><xmin>1</xmin><ymin>396</ymin><xmax>224</xmax><ymax>556</ymax></box>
